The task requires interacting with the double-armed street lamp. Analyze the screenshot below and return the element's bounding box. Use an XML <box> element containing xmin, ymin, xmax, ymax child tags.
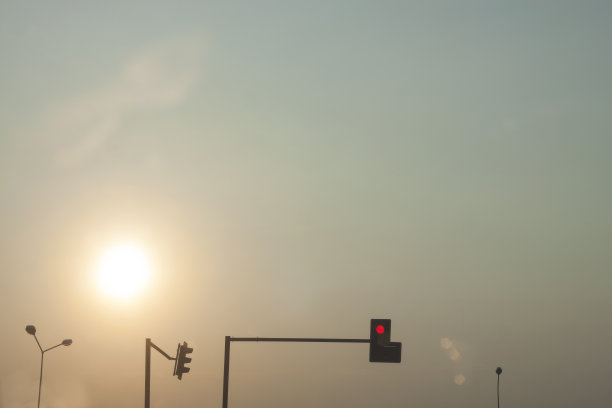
<box><xmin>25</xmin><ymin>325</ymin><xmax>72</xmax><ymax>408</ymax></box>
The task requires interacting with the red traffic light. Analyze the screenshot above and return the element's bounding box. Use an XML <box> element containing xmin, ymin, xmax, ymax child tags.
<box><xmin>370</xmin><ymin>319</ymin><xmax>401</xmax><ymax>363</ymax></box>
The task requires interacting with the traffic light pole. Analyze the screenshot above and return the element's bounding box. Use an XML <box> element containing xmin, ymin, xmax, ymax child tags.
<box><xmin>145</xmin><ymin>338</ymin><xmax>177</xmax><ymax>408</ymax></box>
<box><xmin>222</xmin><ymin>336</ymin><xmax>370</xmax><ymax>408</ymax></box>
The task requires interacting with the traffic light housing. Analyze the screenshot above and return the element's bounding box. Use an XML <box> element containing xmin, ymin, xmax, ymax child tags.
<box><xmin>175</xmin><ymin>342</ymin><xmax>193</xmax><ymax>380</ymax></box>
<box><xmin>369</xmin><ymin>319</ymin><xmax>401</xmax><ymax>363</ymax></box>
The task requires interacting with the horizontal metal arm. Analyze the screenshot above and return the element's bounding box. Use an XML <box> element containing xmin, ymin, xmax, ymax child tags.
<box><xmin>230</xmin><ymin>337</ymin><xmax>370</xmax><ymax>343</ymax></box>
<box><xmin>150</xmin><ymin>341</ymin><xmax>176</xmax><ymax>360</ymax></box>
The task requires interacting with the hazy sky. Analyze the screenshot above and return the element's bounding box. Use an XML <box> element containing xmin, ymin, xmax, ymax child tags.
<box><xmin>1</xmin><ymin>1</ymin><xmax>611</xmax><ymax>407</ymax></box>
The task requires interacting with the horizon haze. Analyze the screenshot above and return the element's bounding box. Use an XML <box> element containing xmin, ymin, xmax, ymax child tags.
<box><xmin>1</xmin><ymin>1</ymin><xmax>611</xmax><ymax>407</ymax></box>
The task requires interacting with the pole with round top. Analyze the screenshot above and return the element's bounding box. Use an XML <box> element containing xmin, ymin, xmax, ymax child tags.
<box><xmin>496</xmin><ymin>366</ymin><xmax>502</xmax><ymax>408</ymax></box>
<box><xmin>25</xmin><ymin>325</ymin><xmax>72</xmax><ymax>408</ymax></box>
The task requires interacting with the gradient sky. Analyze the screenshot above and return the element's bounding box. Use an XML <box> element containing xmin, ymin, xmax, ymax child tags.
<box><xmin>1</xmin><ymin>1</ymin><xmax>611</xmax><ymax>407</ymax></box>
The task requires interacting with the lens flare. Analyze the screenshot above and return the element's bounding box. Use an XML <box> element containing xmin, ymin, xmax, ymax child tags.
<box><xmin>454</xmin><ymin>374</ymin><xmax>466</xmax><ymax>385</ymax></box>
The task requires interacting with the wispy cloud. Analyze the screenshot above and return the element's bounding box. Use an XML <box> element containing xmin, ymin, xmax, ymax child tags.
<box><xmin>44</xmin><ymin>35</ymin><xmax>205</xmax><ymax>168</ymax></box>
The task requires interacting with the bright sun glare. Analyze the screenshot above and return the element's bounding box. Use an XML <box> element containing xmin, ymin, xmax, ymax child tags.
<box><xmin>96</xmin><ymin>243</ymin><xmax>152</xmax><ymax>300</ymax></box>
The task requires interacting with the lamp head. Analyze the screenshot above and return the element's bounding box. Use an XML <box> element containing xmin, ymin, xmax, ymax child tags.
<box><xmin>62</xmin><ymin>339</ymin><xmax>73</xmax><ymax>346</ymax></box>
<box><xmin>496</xmin><ymin>367</ymin><xmax>502</xmax><ymax>375</ymax></box>
<box><xmin>25</xmin><ymin>325</ymin><xmax>36</xmax><ymax>335</ymax></box>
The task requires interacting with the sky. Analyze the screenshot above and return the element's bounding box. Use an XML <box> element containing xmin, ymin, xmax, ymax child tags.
<box><xmin>1</xmin><ymin>1</ymin><xmax>611</xmax><ymax>407</ymax></box>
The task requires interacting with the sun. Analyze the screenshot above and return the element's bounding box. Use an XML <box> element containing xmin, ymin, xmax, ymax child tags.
<box><xmin>96</xmin><ymin>243</ymin><xmax>152</xmax><ymax>300</ymax></box>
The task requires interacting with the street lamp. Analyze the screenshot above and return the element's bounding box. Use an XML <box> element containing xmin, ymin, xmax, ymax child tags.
<box><xmin>25</xmin><ymin>325</ymin><xmax>72</xmax><ymax>408</ymax></box>
<box><xmin>496</xmin><ymin>366</ymin><xmax>502</xmax><ymax>408</ymax></box>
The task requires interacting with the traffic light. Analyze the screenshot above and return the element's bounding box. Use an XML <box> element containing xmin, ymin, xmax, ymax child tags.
<box><xmin>369</xmin><ymin>319</ymin><xmax>401</xmax><ymax>363</ymax></box>
<box><xmin>175</xmin><ymin>342</ymin><xmax>193</xmax><ymax>380</ymax></box>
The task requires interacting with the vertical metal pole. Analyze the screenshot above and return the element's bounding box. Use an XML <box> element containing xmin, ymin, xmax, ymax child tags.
<box><xmin>497</xmin><ymin>374</ymin><xmax>500</xmax><ymax>408</ymax></box>
<box><xmin>145</xmin><ymin>338</ymin><xmax>151</xmax><ymax>408</ymax></box>
<box><xmin>173</xmin><ymin>343</ymin><xmax>180</xmax><ymax>376</ymax></box>
<box><xmin>496</xmin><ymin>367</ymin><xmax>502</xmax><ymax>408</ymax></box>
<box><xmin>222</xmin><ymin>336</ymin><xmax>231</xmax><ymax>408</ymax></box>
<box><xmin>37</xmin><ymin>352</ymin><xmax>44</xmax><ymax>408</ymax></box>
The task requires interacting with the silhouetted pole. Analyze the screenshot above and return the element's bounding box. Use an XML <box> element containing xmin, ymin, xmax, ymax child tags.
<box><xmin>38</xmin><ymin>351</ymin><xmax>44</xmax><ymax>408</ymax></box>
<box><xmin>221</xmin><ymin>336</ymin><xmax>370</xmax><ymax>408</ymax></box>
<box><xmin>145</xmin><ymin>338</ymin><xmax>151</xmax><ymax>408</ymax></box>
<box><xmin>222</xmin><ymin>336</ymin><xmax>231</xmax><ymax>408</ymax></box>
<box><xmin>496</xmin><ymin>367</ymin><xmax>502</xmax><ymax>408</ymax></box>
<box><xmin>144</xmin><ymin>338</ymin><xmax>178</xmax><ymax>408</ymax></box>
<box><xmin>25</xmin><ymin>325</ymin><xmax>72</xmax><ymax>408</ymax></box>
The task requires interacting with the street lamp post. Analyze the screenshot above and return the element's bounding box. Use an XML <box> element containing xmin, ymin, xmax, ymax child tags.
<box><xmin>25</xmin><ymin>325</ymin><xmax>72</xmax><ymax>408</ymax></box>
<box><xmin>496</xmin><ymin>366</ymin><xmax>502</xmax><ymax>408</ymax></box>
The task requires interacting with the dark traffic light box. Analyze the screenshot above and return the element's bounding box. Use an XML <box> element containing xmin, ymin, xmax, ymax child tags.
<box><xmin>369</xmin><ymin>319</ymin><xmax>401</xmax><ymax>363</ymax></box>
<box><xmin>175</xmin><ymin>342</ymin><xmax>193</xmax><ymax>380</ymax></box>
